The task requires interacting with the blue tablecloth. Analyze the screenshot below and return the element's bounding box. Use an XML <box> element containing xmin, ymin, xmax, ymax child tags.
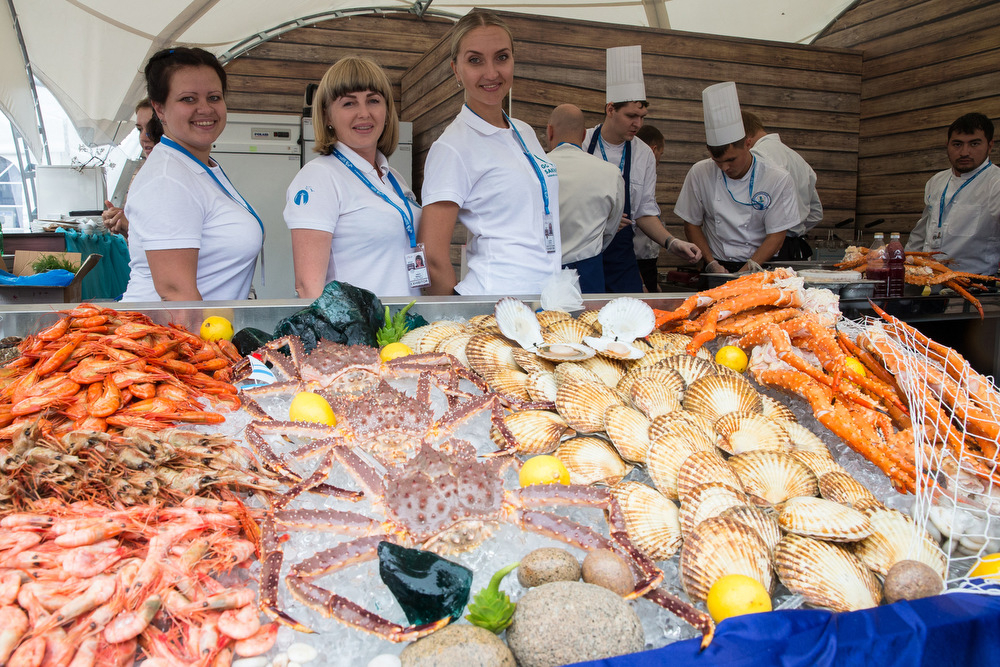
<box><xmin>58</xmin><ymin>228</ymin><xmax>130</xmax><ymax>300</ymax></box>
<box><xmin>575</xmin><ymin>592</ymin><xmax>1000</xmax><ymax>667</ymax></box>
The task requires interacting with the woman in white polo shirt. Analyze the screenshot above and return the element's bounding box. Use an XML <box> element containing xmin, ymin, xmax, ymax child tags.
<box><xmin>283</xmin><ymin>57</ymin><xmax>421</xmax><ymax>299</ymax></box>
<box><xmin>419</xmin><ymin>9</ymin><xmax>560</xmax><ymax>295</ymax></box>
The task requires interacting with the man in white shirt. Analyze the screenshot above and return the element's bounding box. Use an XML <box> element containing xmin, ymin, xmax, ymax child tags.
<box><xmin>744</xmin><ymin>111</ymin><xmax>823</xmax><ymax>261</ymax></box>
<box><xmin>546</xmin><ymin>104</ymin><xmax>625</xmax><ymax>294</ymax></box>
<box><xmin>906</xmin><ymin>112</ymin><xmax>1000</xmax><ymax>276</ymax></box>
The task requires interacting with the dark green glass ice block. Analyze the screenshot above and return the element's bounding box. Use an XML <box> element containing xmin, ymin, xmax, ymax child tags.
<box><xmin>377</xmin><ymin>540</ymin><xmax>473</xmax><ymax>625</ymax></box>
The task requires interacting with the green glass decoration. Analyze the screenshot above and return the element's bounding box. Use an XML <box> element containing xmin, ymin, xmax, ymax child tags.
<box><xmin>377</xmin><ymin>541</ymin><xmax>473</xmax><ymax>626</ymax></box>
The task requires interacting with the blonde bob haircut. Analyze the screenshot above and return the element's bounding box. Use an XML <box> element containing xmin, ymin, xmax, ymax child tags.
<box><xmin>449</xmin><ymin>8</ymin><xmax>514</xmax><ymax>63</ymax></box>
<box><xmin>312</xmin><ymin>56</ymin><xmax>399</xmax><ymax>157</ymax></box>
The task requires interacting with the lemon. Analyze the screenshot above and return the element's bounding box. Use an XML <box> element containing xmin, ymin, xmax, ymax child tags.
<box><xmin>200</xmin><ymin>316</ymin><xmax>234</xmax><ymax>342</ymax></box>
<box><xmin>715</xmin><ymin>345</ymin><xmax>748</xmax><ymax>374</ymax></box>
<box><xmin>705</xmin><ymin>574</ymin><xmax>772</xmax><ymax>623</ymax></box>
<box><xmin>845</xmin><ymin>357</ymin><xmax>867</xmax><ymax>378</ymax></box>
<box><xmin>968</xmin><ymin>553</ymin><xmax>1000</xmax><ymax>580</ymax></box>
<box><xmin>380</xmin><ymin>342</ymin><xmax>414</xmax><ymax>363</ymax></box>
<box><xmin>519</xmin><ymin>455</ymin><xmax>571</xmax><ymax>487</ymax></box>
<box><xmin>289</xmin><ymin>392</ymin><xmax>337</xmax><ymax>426</ymax></box>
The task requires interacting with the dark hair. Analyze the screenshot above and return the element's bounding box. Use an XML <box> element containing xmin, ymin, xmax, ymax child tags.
<box><xmin>145</xmin><ymin>47</ymin><xmax>227</xmax><ymax>106</ymax></box>
<box><xmin>610</xmin><ymin>100</ymin><xmax>649</xmax><ymax>111</ymax></box>
<box><xmin>948</xmin><ymin>113</ymin><xmax>994</xmax><ymax>142</ymax></box>
<box><xmin>635</xmin><ymin>124</ymin><xmax>663</xmax><ymax>149</ymax></box>
<box><xmin>742</xmin><ymin>111</ymin><xmax>766</xmax><ymax>137</ymax></box>
<box><xmin>708</xmin><ymin>138</ymin><xmax>747</xmax><ymax>159</ymax></box>
<box><xmin>449</xmin><ymin>9</ymin><xmax>513</xmax><ymax>63</ymax></box>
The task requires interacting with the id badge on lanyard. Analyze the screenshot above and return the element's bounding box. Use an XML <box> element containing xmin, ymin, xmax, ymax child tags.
<box><xmin>506</xmin><ymin>112</ymin><xmax>557</xmax><ymax>254</ymax></box>
<box><xmin>930</xmin><ymin>229</ymin><xmax>943</xmax><ymax>249</ymax></box>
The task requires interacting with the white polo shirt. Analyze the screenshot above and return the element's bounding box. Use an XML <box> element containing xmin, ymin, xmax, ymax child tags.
<box><xmin>582</xmin><ymin>129</ymin><xmax>660</xmax><ymax>222</ymax></box>
<box><xmin>422</xmin><ymin>106</ymin><xmax>561</xmax><ymax>295</ymax></box>
<box><xmin>283</xmin><ymin>145</ymin><xmax>421</xmax><ymax>297</ymax></box>
<box><xmin>675</xmin><ymin>155</ymin><xmax>799</xmax><ymax>263</ymax></box>
<box><xmin>751</xmin><ymin>133</ymin><xmax>823</xmax><ymax>236</ymax></box>
<box><xmin>122</xmin><ymin>143</ymin><xmax>262</xmax><ymax>301</ymax></box>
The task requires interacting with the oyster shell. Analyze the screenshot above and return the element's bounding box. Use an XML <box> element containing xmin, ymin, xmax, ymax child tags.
<box><xmin>679</xmin><ymin>482</ymin><xmax>748</xmax><ymax>534</ymax></box>
<box><xmin>598</xmin><ymin>296</ymin><xmax>655</xmax><ymax>343</ymax></box>
<box><xmin>494</xmin><ymin>297</ymin><xmax>544</xmax><ymax>350</ymax></box>
<box><xmin>719</xmin><ymin>505</ymin><xmax>783</xmax><ymax>554</ymax></box>
<box><xmin>511</xmin><ymin>346</ymin><xmax>556</xmax><ymax>374</ymax></box>
<box><xmin>525</xmin><ymin>370</ymin><xmax>559</xmax><ymax>403</ymax></box>
<box><xmin>555</xmin><ymin>435</ymin><xmax>631</xmax><ymax>486</ymax></box>
<box><xmin>714</xmin><ymin>412</ymin><xmax>790</xmax><ymax>455</ymax></box>
<box><xmin>534</xmin><ymin>342</ymin><xmax>596</xmax><ymax>363</ymax></box>
<box><xmin>629</xmin><ymin>375</ymin><xmax>683</xmax><ymax>420</ymax></box>
<box><xmin>617</xmin><ymin>365</ymin><xmax>685</xmax><ymax>400</ymax></box>
<box><xmin>465</xmin><ymin>333</ymin><xmax>519</xmax><ymax>377</ymax></box>
<box><xmin>773</xmin><ymin>533</ymin><xmax>882</xmax><ymax>612</ymax></box>
<box><xmin>491</xmin><ymin>409</ymin><xmax>574</xmax><ymax>455</ymax></box>
<box><xmin>542</xmin><ymin>318</ymin><xmax>596</xmax><ymax>346</ymax></box>
<box><xmin>577</xmin><ymin>355</ymin><xmax>627</xmax><ymax>388</ymax></box>
<box><xmin>603</xmin><ymin>404</ymin><xmax>652</xmax><ymax>464</ymax></box>
<box><xmin>818</xmin><ymin>471</ymin><xmax>881</xmax><ymax>509</ymax></box>
<box><xmin>535</xmin><ymin>310</ymin><xmax>573</xmax><ymax>328</ymax></box>
<box><xmin>675</xmin><ymin>450</ymin><xmax>744</xmax><ymax>502</ymax></box>
<box><xmin>401</xmin><ymin>321</ymin><xmax>467</xmax><ymax>354</ymax></box>
<box><xmin>852</xmin><ymin>506</ymin><xmax>947</xmax><ymax>579</ymax></box>
<box><xmin>555</xmin><ymin>378</ymin><xmax>625</xmax><ymax>433</ymax></box>
<box><xmin>760</xmin><ymin>395</ymin><xmax>797</xmax><ymax>423</ymax></box>
<box><xmin>683</xmin><ymin>374</ymin><xmax>763</xmax><ymax>423</ymax></box>
<box><xmin>583</xmin><ymin>335</ymin><xmax>646</xmax><ymax>361</ymax></box>
<box><xmin>778</xmin><ymin>496</ymin><xmax>873</xmax><ymax>542</ymax></box>
<box><xmin>727</xmin><ymin>450</ymin><xmax>818</xmax><ymax>506</ymax></box>
<box><xmin>435</xmin><ymin>331</ymin><xmax>473</xmax><ymax>367</ymax></box>
<box><xmin>611</xmin><ymin>481</ymin><xmax>683</xmax><ymax>561</ymax></box>
<box><xmin>680</xmin><ymin>516</ymin><xmax>774</xmax><ymax>603</ymax></box>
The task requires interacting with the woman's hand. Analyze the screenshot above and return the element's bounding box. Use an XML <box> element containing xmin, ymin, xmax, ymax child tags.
<box><xmin>102</xmin><ymin>199</ymin><xmax>129</xmax><ymax>236</ymax></box>
<box><xmin>290</xmin><ymin>229</ymin><xmax>334</xmax><ymax>300</ymax></box>
<box><xmin>417</xmin><ymin>201</ymin><xmax>461</xmax><ymax>295</ymax></box>
<box><xmin>146</xmin><ymin>248</ymin><xmax>202</xmax><ymax>301</ymax></box>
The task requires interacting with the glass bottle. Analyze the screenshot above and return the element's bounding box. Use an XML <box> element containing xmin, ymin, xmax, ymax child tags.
<box><xmin>886</xmin><ymin>232</ymin><xmax>905</xmax><ymax>298</ymax></box>
<box><xmin>865</xmin><ymin>232</ymin><xmax>888</xmax><ymax>299</ymax></box>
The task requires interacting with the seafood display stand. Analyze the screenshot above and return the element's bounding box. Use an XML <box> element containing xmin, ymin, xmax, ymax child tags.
<box><xmin>2</xmin><ymin>292</ymin><xmax>1000</xmax><ymax>667</ymax></box>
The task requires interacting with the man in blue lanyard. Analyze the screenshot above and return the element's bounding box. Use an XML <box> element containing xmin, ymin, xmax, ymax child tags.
<box><xmin>905</xmin><ymin>112</ymin><xmax>1000</xmax><ymax>277</ymax></box>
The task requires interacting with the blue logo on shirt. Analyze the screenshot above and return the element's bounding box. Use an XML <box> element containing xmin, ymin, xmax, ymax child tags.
<box><xmin>294</xmin><ymin>189</ymin><xmax>309</xmax><ymax>205</ymax></box>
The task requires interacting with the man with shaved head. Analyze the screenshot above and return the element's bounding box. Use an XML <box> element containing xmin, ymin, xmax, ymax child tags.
<box><xmin>546</xmin><ymin>104</ymin><xmax>625</xmax><ymax>293</ymax></box>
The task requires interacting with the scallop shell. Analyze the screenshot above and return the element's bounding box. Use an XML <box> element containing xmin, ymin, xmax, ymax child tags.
<box><xmin>851</xmin><ymin>506</ymin><xmax>947</xmax><ymax>579</ymax></box>
<box><xmin>784</xmin><ymin>422</ymin><xmax>833</xmax><ymax>456</ymax></box>
<box><xmin>511</xmin><ymin>347</ymin><xmax>555</xmax><ymax>374</ymax></box>
<box><xmin>788</xmin><ymin>450</ymin><xmax>846</xmax><ymax>478</ymax></box>
<box><xmin>583</xmin><ymin>336</ymin><xmax>646</xmax><ymax>361</ymax></box>
<box><xmin>773</xmin><ymin>533</ymin><xmax>882</xmax><ymax>612</ymax></box>
<box><xmin>728</xmin><ymin>451</ymin><xmax>819</xmax><ymax>506</ymax></box>
<box><xmin>402</xmin><ymin>321</ymin><xmax>466</xmax><ymax>354</ymax></box>
<box><xmin>629</xmin><ymin>375</ymin><xmax>682</xmax><ymax>420</ymax></box>
<box><xmin>535</xmin><ymin>342</ymin><xmax>596</xmax><ymax>362</ymax></box>
<box><xmin>467</xmin><ymin>313</ymin><xmax>500</xmax><ymax>332</ymax></box>
<box><xmin>576</xmin><ymin>309</ymin><xmax>602</xmax><ymax>333</ymax></box>
<box><xmin>719</xmin><ymin>505</ymin><xmax>783</xmax><ymax>554</ymax></box>
<box><xmin>603</xmin><ymin>404</ymin><xmax>652</xmax><ymax>464</ymax></box>
<box><xmin>555</xmin><ymin>378</ymin><xmax>625</xmax><ymax>433</ymax></box>
<box><xmin>489</xmin><ymin>368</ymin><xmax>531</xmax><ymax>401</ymax></box>
<box><xmin>525</xmin><ymin>371</ymin><xmax>558</xmax><ymax>403</ymax></box>
<box><xmin>598</xmin><ymin>297</ymin><xmax>655</xmax><ymax>343</ymax></box>
<box><xmin>577</xmin><ymin>355</ymin><xmax>626</xmax><ymax>388</ymax></box>
<box><xmin>652</xmin><ymin>354</ymin><xmax>720</xmax><ymax>387</ymax></box>
<box><xmin>683</xmin><ymin>374</ymin><xmax>763</xmax><ymax>423</ymax></box>
<box><xmin>818</xmin><ymin>471</ymin><xmax>881</xmax><ymax>509</ymax></box>
<box><xmin>646</xmin><ymin>434</ymin><xmax>700</xmax><ymax>500</ymax></box>
<box><xmin>644</xmin><ymin>331</ymin><xmax>692</xmax><ymax>353</ymax></box>
<box><xmin>679</xmin><ymin>481</ymin><xmax>748</xmax><ymax>534</ymax></box>
<box><xmin>675</xmin><ymin>450</ymin><xmax>744</xmax><ymax>503</ymax></box>
<box><xmin>648</xmin><ymin>411</ymin><xmax>718</xmax><ymax>450</ymax></box>
<box><xmin>491</xmin><ymin>409</ymin><xmax>574</xmax><ymax>455</ymax></box>
<box><xmin>542</xmin><ymin>318</ymin><xmax>596</xmax><ymax>346</ymax></box>
<box><xmin>611</xmin><ymin>481</ymin><xmax>683</xmax><ymax>561</ymax></box>
<box><xmin>679</xmin><ymin>516</ymin><xmax>774</xmax><ymax>603</ymax></box>
<box><xmin>760</xmin><ymin>395</ymin><xmax>797</xmax><ymax>423</ymax></box>
<box><xmin>535</xmin><ymin>310</ymin><xmax>573</xmax><ymax>328</ymax></box>
<box><xmin>714</xmin><ymin>412</ymin><xmax>790</xmax><ymax>455</ymax></box>
<box><xmin>555</xmin><ymin>435</ymin><xmax>631</xmax><ymax>486</ymax></box>
<box><xmin>553</xmin><ymin>362</ymin><xmax>603</xmax><ymax>386</ymax></box>
<box><xmin>778</xmin><ymin>496</ymin><xmax>873</xmax><ymax>542</ymax></box>
<box><xmin>617</xmin><ymin>365</ymin><xmax>685</xmax><ymax>399</ymax></box>
<box><xmin>435</xmin><ymin>332</ymin><xmax>473</xmax><ymax>367</ymax></box>
<box><xmin>465</xmin><ymin>333</ymin><xmax>519</xmax><ymax>377</ymax></box>
<box><xmin>494</xmin><ymin>297</ymin><xmax>544</xmax><ymax>350</ymax></box>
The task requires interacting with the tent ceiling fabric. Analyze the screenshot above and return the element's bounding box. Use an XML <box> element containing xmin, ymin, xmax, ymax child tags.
<box><xmin>5</xmin><ymin>0</ymin><xmax>854</xmax><ymax>150</ymax></box>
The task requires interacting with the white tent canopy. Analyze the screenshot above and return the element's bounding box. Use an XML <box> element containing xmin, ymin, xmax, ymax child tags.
<box><xmin>2</xmin><ymin>0</ymin><xmax>853</xmax><ymax>160</ymax></box>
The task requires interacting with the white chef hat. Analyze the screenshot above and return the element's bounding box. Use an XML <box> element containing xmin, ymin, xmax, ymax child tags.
<box><xmin>702</xmin><ymin>82</ymin><xmax>745</xmax><ymax>147</ymax></box>
<box><xmin>606</xmin><ymin>45</ymin><xmax>645</xmax><ymax>104</ymax></box>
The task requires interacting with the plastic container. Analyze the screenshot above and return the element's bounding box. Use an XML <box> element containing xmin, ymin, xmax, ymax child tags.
<box><xmin>886</xmin><ymin>232</ymin><xmax>905</xmax><ymax>298</ymax></box>
<box><xmin>865</xmin><ymin>232</ymin><xmax>888</xmax><ymax>299</ymax></box>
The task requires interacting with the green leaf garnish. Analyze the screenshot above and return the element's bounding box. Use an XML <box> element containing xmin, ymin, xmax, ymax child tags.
<box><xmin>465</xmin><ymin>562</ymin><xmax>519</xmax><ymax>633</ymax></box>
<box><xmin>376</xmin><ymin>300</ymin><xmax>416</xmax><ymax>347</ymax></box>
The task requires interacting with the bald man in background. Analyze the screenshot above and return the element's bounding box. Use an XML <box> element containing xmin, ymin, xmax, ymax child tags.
<box><xmin>546</xmin><ymin>104</ymin><xmax>625</xmax><ymax>293</ymax></box>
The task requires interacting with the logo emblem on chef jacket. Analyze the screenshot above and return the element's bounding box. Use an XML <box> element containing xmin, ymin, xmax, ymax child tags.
<box><xmin>751</xmin><ymin>192</ymin><xmax>772</xmax><ymax>211</ymax></box>
<box><xmin>294</xmin><ymin>189</ymin><xmax>310</xmax><ymax>205</ymax></box>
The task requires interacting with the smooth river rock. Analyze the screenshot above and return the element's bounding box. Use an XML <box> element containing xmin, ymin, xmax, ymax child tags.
<box><xmin>517</xmin><ymin>547</ymin><xmax>581</xmax><ymax>588</ymax></box>
<box><xmin>400</xmin><ymin>624</ymin><xmax>516</xmax><ymax>667</ymax></box>
<box><xmin>505</xmin><ymin>581</ymin><xmax>644</xmax><ymax>667</ymax></box>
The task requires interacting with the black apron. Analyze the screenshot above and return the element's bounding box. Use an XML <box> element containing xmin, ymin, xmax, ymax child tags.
<box><xmin>588</xmin><ymin>126</ymin><xmax>643</xmax><ymax>293</ymax></box>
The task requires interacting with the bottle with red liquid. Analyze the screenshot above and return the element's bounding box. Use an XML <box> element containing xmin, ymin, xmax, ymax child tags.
<box><xmin>886</xmin><ymin>232</ymin><xmax>905</xmax><ymax>298</ymax></box>
<box><xmin>865</xmin><ymin>232</ymin><xmax>888</xmax><ymax>298</ymax></box>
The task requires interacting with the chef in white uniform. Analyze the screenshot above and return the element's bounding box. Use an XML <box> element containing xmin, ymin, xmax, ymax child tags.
<box><xmin>906</xmin><ymin>112</ymin><xmax>1000</xmax><ymax>277</ymax></box>
<box><xmin>677</xmin><ymin>82</ymin><xmax>799</xmax><ymax>273</ymax></box>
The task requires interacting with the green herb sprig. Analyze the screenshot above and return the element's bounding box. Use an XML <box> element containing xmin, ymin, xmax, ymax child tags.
<box><xmin>465</xmin><ymin>562</ymin><xmax>519</xmax><ymax>633</ymax></box>
<box><xmin>31</xmin><ymin>255</ymin><xmax>80</xmax><ymax>274</ymax></box>
<box><xmin>376</xmin><ymin>299</ymin><xmax>416</xmax><ymax>346</ymax></box>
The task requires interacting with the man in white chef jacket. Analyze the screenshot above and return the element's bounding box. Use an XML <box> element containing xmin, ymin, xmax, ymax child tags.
<box><xmin>546</xmin><ymin>104</ymin><xmax>626</xmax><ymax>294</ymax></box>
<box><xmin>584</xmin><ymin>45</ymin><xmax>700</xmax><ymax>292</ymax></box>
<box><xmin>677</xmin><ymin>82</ymin><xmax>799</xmax><ymax>273</ymax></box>
<box><xmin>744</xmin><ymin>111</ymin><xmax>823</xmax><ymax>261</ymax></box>
<box><xmin>906</xmin><ymin>112</ymin><xmax>1000</xmax><ymax>276</ymax></box>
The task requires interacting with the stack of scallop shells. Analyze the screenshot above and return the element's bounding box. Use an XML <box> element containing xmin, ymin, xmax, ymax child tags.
<box><xmin>398</xmin><ymin>299</ymin><xmax>948</xmax><ymax>614</ymax></box>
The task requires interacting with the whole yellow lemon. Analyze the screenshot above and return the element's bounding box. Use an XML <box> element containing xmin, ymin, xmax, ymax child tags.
<box><xmin>519</xmin><ymin>455</ymin><xmax>571</xmax><ymax>488</ymax></box>
<box><xmin>845</xmin><ymin>357</ymin><xmax>867</xmax><ymax>378</ymax></box>
<box><xmin>706</xmin><ymin>574</ymin><xmax>772</xmax><ymax>623</ymax></box>
<box><xmin>968</xmin><ymin>553</ymin><xmax>1000</xmax><ymax>580</ymax></box>
<box><xmin>200</xmin><ymin>316</ymin><xmax>234</xmax><ymax>342</ymax></box>
<box><xmin>289</xmin><ymin>392</ymin><xmax>337</xmax><ymax>426</ymax></box>
<box><xmin>715</xmin><ymin>345</ymin><xmax>749</xmax><ymax>373</ymax></box>
<box><xmin>380</xmin><ymin>342</ymin><xmax>414</xmax><ymax>363</ymax></box>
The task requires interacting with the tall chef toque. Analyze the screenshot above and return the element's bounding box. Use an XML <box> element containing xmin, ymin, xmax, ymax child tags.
<box><xmin>606</xmin><ymin>45</ymin><xmax>645</xmax><ymax>104</ymax></box>
<box><xmin>702</xmin><ymin>81</ymin><xmax>745</xmax><ymax>147</ymax></box>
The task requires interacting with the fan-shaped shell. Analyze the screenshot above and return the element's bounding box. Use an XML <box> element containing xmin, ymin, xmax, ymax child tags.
<box><xmin>788</xmin><ymin>450</ymin><xmax>845</xmax><ymax>478</ymax></box>
<box><xmin>491</xmin><ymin>410</ymin><xmax>574</xmax><ymax>455</ymax></box>
<box><xmin>644</xmin><ymin>331</ymin><xmax>701</xmax><ymax>356</ymax></box>
<box><xmin>535</xmin><ymin>310</ymin><xmax>573</xmax><ymax>328</ymax></box>
<box><xmin>577</xmin><ymin>355</ymin><xmax>627</xmax><ymax>388</ymax></box>
<box><xmin>773</xmin><ymin>533</ymin><xmax>882</xmax><ymax>612</ymax></box>
<box><xmin>852</xmin><ymin>507</ymin><xmax>947</xmax><ymax>579</ymax></box>
<box><xmin>554</xmin><ymin>362</ymin><xmax>603</xmax><ymax>386</ymax></box>
<box><xmin>554</xmin><ymin>436</ymin><xmax>631</xmax><ymax>486</ymax></box>
<box><xmin>784</xmin><ymin>422</ymin><xmax>833</xmax><ymax>456</ymax></box>
<box><xmin>603</xmin><ymin>404</ymin><xmax>652</xmax><ymax>464</ymax></box>
<box><xmin>646</xmin><ymin>434</ymin><xmax>700</xmax><ymax>500</ymax></box>
<box><xmin>719</xmin><ymin>505</ymin><xmax>783</xmax><ymax>554</ymax></box>
<box><xmin>628</xmin><ymin>376</ymin><xmax>682</xmax><ymax>421</ymax></box>
<box><xmin>467</xmin><ymin>313</ymin><xmax>500</xmax><ymax>333</ymax></box>
<box><xmin>535</xmin><ymin>342</ymin><xmax>596</xmax><ymax>362</ymax></box>
<box><xmin>511</xmin><ymin>347</ymin><xmax>555</xmax><ymax>374</ymax></box>
<box><xmin>435</xmin><ymin>332</ymin><xmax>473</xmax><ymax>367</ymax></box>
<box><xmin>577</xmin><ymin>309</ymin><xmax>602</xmax><ymax>332</ymax></box>
<box><xmin>583</xmin><ymin>336</ymin><xmax>646</xmax><ymax>361</ymax></box>
<box><xmin>617</xmin><ymin>365</ymin><xmax>685</xmax><ymax>400</ymax></box>
<box><xmin>778</xmin><ymin>496</ymin><xmax>873</xmax><ymax>542</ymax></box>
<box><xmin>680</xmin><ymin>516</ymin><xmax>773</xmax><ymax>603</ymax></box>
<box><xmin>683</xmin><ymin>375</ymin><xmax>763</xmax><ymax>423</ymax></box>
<box><xmin>542</xmin><ymin>318</ymin><xmax>596</xmax><ymax>346</ymax></box>
<box><xmin>714</xmin><ymin>412</ymin><xmax>790</xmax><ymax>455</ymax></box>
<box><xmin>598</xmin><ymin>296</ymin><xmax>655</xmax><ymax>343</ymax></box>
<box><xmin>679</xmin><ymin>482</ymin><xmax>748</xmax><ymax>534</ymax></box>
<box><xmin>818</xmin><ymin>471</ymin><xmax>880</xmax><ymax>509</ymax></box>
<box><xmin>525</xmin><ymin>370</ymin><xmax>558</xmax><ymax>403</ymax></box>
<box><xmin>760</xmin><ymin>395</ymin><xmax>797</xmax><ymax>423</ymax></box>
<box><xmin>495</xmin><ymin>297</ymin><xmax>544</xmax><ymax>350</ymax></box>
<box><xmin>648</xmin><ymin>411</ymin><xmax>718</xmax><ymax>450</ymax></box>
<box><xmin>555</xmin><ymin>378</ymin><xmax>625</xmax><ymax>433</ymax></box>
<box><xmin>489</xmin><ymin>368</ymin><xmax>531</xmax><ymax>401</ymax></box>
<box><xmin>466</xmin><ymin>333</ymin><xmax>519</xmax><ymax>377</ymax></box>
<box><xmin>402</xmin><ymin>321</ymin><xmax>467</xmax><ymax>354</ymax></box>
<box><xmin>647</xmin><ymin>354</ymin><xmax>716</xmax><ymax>383</ymax></box>
<box><xmin>728</xmin><ymin>451</ymin><xmax>818</xmax><ymax>506</ymax></box>
<box><xmin>676</xmin><ymin>450</ymin><xmax>744</xmax><ymax>502</ymax></box>
<box><xmin>611</xmin><ymin>481</ymin><xmax>683</xmax><ymax>561</ymax></box>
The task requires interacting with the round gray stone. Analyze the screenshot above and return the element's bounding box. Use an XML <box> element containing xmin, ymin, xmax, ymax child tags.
<box><xmin>505</xmin><ymin>581</ymin><xmax>644</xmax><ymax>667</ymax></box>
<box><xmin>517</xmin><ymin>547</ymin><xmax>581</xmax><ymax>588</ymax></box>
<box><xmin>400</xmin><ymin>624</ymin><xmax>515</xmax><ymax>667</ymax></box>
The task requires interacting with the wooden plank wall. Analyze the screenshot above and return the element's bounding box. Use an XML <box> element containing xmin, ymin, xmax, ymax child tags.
<box><xmin>402</xmin><ymin>11</ymin><xmax>862</xmax><ymax>274</ymax></box>
<box><xmin>815</xmin><ymin>0</ymin><xmax>1000</xmax><ymax>243</ymax></box>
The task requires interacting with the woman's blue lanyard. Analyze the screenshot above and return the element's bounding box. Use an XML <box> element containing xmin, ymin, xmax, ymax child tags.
<box><xmin>333</xmin><ymin>148</ymin><xmax>416</xmax><ymax>247</ymax></box>
<box><xmin>722</xmin><ymin>156</ymin><xmax>760</xmax><ymax>209</ymax></box>
<box><xmin>159</xmin><ymin>136</ymin><xmax>264</xmax><ymax>236</ymax></box>
<box><xmin>497</xmin><ymin>109</ymin><xmax>551</xmax><ymax>216</ymax></box>
<box><xmin>939</xmin><ymin>160</ymin><xmax>992</xmax><ymax>228</ymax></box>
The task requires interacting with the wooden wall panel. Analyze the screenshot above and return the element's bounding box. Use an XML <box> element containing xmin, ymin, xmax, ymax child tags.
<box><xmin>402</xmin><ymin>11</ymin><xmax>862</xmax><ymax>275</ymax></box>
<box><xmin>816</xmin><ymin>0</ymin><xmax>1000</xmax><ymax>236</ymax></box>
